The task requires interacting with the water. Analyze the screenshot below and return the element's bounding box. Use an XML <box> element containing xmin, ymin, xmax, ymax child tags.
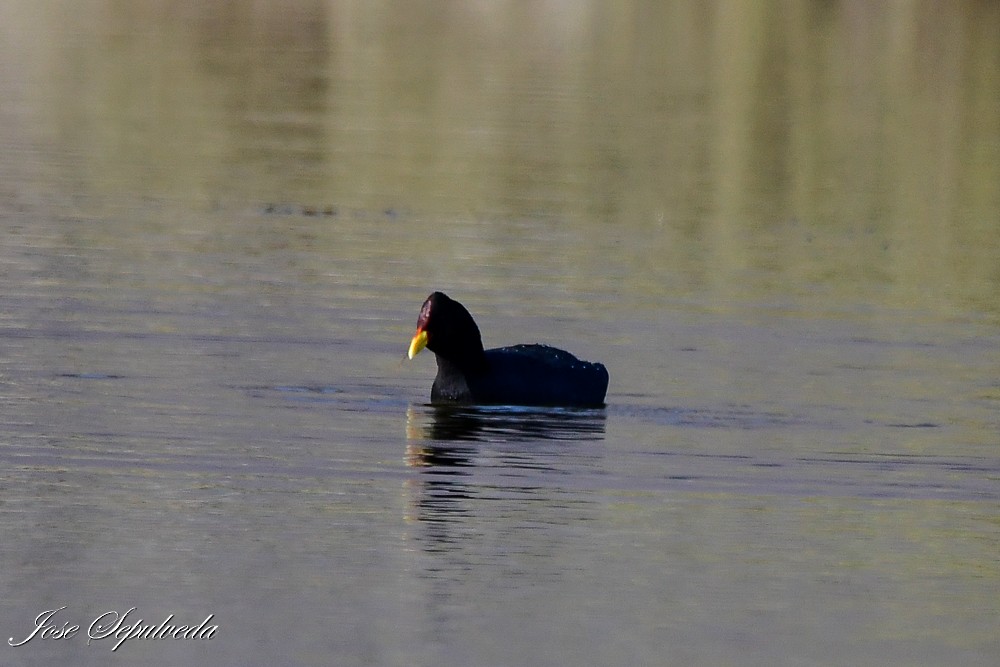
<box><xmin>1</xmin><ymin>2</ymin><xmax>999</xmax><ymax>666</ymax></box>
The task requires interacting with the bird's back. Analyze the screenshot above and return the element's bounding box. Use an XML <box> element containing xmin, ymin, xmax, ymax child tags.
<box><xmin>467</xmin><ymin>344</ymin><xmax>608</xmax><ymax>406</ymax></box>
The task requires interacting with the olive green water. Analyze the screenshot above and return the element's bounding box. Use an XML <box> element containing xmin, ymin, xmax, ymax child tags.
<box><xmin>1</xmin><ymin>2</ymin><xmax>998</xmax><ymax>666</ymax></box>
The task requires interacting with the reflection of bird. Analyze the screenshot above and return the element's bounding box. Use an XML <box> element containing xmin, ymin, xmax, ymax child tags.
<box><xmin>407</xmin><ymin>292</ymin><xmax>609</xmax><ymax>406</ymax></box>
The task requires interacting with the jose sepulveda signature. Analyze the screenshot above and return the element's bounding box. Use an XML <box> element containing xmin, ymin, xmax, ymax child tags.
<box><xmin>8</xmin><ymin>607</ymin><xmax>217</xmax><ymax>652</ymax></box>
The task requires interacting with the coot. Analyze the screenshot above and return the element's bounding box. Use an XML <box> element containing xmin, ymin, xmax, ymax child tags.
<box><xmin>407</xmin><ymin>292</ymin><xmax>609</xmax><ymax>406</ymax></box>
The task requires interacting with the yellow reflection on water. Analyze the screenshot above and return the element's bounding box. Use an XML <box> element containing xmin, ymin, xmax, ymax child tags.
<box><xmin>1</xmin><ymin>0</ymin><xmax>997</xmax><ymax>318</ymax></box>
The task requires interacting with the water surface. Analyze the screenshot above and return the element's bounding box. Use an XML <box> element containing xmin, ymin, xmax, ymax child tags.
<box><xmin>1</xmin><ymin>2</ymin><xmax>998</xmax><ymax>666</ymax></box>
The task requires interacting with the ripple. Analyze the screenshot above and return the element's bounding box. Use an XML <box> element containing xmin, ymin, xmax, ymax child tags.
<box><xmin>609</xmin><ymin>403</ymin><xmax>806</xmax><ymax>430</ymax></box>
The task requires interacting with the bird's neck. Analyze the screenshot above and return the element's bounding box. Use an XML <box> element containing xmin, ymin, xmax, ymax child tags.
<box><xmin>435</xmin><ymin>346</ymin><xmax>488</xmax><ymax>377</ymax></box>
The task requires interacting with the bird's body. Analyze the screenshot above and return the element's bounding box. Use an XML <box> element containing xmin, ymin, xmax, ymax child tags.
<box><xmin>408</xmin><ymin>292</ymin><xmax>609</xmax><ymax>407</ymax></box>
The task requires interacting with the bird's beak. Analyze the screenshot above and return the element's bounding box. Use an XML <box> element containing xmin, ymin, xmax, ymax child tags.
<box><xmin>407</xmin><ymin>328</ymin><xmax>429</xmax><ymax>360</ymax></box>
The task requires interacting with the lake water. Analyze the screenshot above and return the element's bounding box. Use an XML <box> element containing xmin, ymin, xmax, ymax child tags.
<box><xmin>1</xmin><ymin>2</ymin><xmax>998</xmax><ymax>666</ymax></box>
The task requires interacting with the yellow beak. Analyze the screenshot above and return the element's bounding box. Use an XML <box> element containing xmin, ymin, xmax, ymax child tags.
<box><xmin>407</xmin><ymin>329</ymin><xmax>429</xmax><ymax>360</ymax></box>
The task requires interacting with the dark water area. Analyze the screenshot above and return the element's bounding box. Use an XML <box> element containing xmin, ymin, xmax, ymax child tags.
<box><xmin>1</xmin><ymin>2</ymin><xmax>999</xmax><ymax>666</ymax></box>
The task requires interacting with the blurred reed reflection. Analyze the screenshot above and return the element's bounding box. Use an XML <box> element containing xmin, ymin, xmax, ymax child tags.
<box><xmin>3</xmin><ymin>0</ymin><xmax>997</xmax><ymax>320</ymax></box>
